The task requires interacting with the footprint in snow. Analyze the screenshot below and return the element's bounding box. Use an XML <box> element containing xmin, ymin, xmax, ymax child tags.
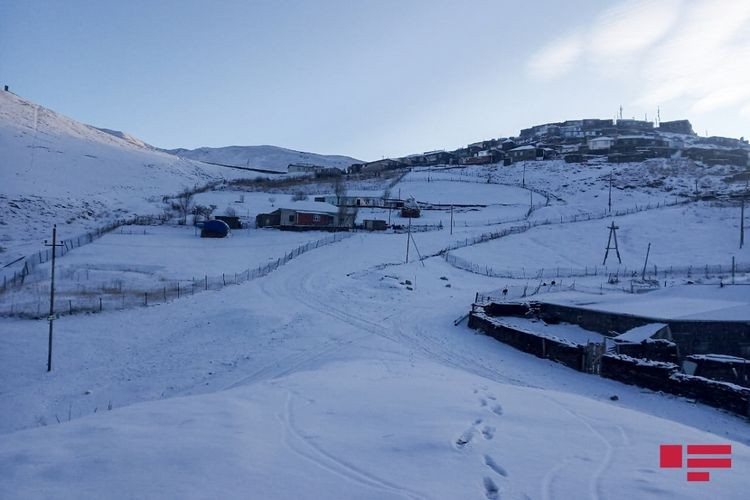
<box><xmin>479</xmin><ymin>398</ymin><xmax>488</xmax><ymax>407</ymax></box>
<box><xmin>455</xmin><ymin>428</ymin><xmax>475</xmax><ymax>449</ymax></box>
<box><xmin>483</xmin><ymin>476</ymin><xmax>500</xmax><ymax>499</ymax></box>
<box><xmin>481</xmin><ymin>425</ymin><xmax>495</xmax><ymax>440</ymax></box>
<box><xmin>491</xmin><ymin>404</ymin><xmax>503</xmax><ymax>416</ymax></box>
<box><xmin>484</xmin><ymin>454</ymin><xmax>508</xmax><ymax>477</ymax></box>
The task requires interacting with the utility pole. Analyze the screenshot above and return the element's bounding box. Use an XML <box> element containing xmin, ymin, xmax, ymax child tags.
<box><xmin>608</xmin><ymin>171</ymin><xmax>613</xmax><ymax>213</ymax></box>
<box><xmin>450</xmin><ymin>205</ymin><xmax>454</xmax><ymax>235</ymax></box>
<box><xmin>641</xmin><ymin>242</ymin><xmax>651</xmax><ymax>280</ymax></box>
<box><xmin>522</xmin><ymin>164</ymin><xmax>526</xmax><ymax>188</ymax></box>
<box><xmin>44</xmin><ymin>225</ymin><xmax>63</xmax><ymax>372</ymax></box>
<box><xmin>405</xmin><ymin>216</ymin><xmax>411</xmax><ymax>263</ymax></box>
<box><xmin>741</xmin><ymin>195</ymin><xmax>745</xmax><ymax>249</ymax></box>
<box><xmin>603</xmin><ymin>221</ymin><xmax>622</xmax><ymax>265</ymax></box>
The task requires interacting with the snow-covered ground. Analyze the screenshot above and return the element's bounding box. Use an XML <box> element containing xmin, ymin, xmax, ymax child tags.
<box><xmin>2</xmin><ymin>94</ymin><xmax>750</xmax><ymax>499</ymax></box>
<box><xmin>1</xmin><ymin>235</ymin><xmax>749</xmax><ymax>499</ymax></box>
<box><xmin>540</xmin><ymin>285</ymin><xmax>750</xmax><ymax>321</ymax></box>
<box><xmin>453</xmin><ymin>203</ymin><xmax>746</xmax><ymax>274</ymax></box>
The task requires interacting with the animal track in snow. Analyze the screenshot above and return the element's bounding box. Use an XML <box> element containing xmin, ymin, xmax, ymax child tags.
<box><xmin>479</xmin><ymin>398</ymin><xmax>488</xmax><ymax>407</ymax></box>
<box><xmin>491</xmin><ymin>404</ymin><xmax>504</xmax><ymax>416</ymax></box>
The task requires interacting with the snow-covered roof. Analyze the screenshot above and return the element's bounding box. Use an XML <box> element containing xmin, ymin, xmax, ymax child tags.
<box><xmin>510</xmin><ymin>145</ymin><xmax>536</xmax><ymax>151</ymax></box>
<box><xmin>589</xmin><ymin>136</ymin><xmax>614</xmax><ymax>141</ymax></box>
<box><xmin>613</xmin><ymin>323</ymin><xmax>668</xmax><ymax>343</ymax></box>
<box><xmin>616</xmin><ymin>135</ymin><xmax>656</xmax><ymax>140</ymax></box>
<box><xmin>277</xmin><ymin>201</ymin><xmax>339</xmax><ymax>213</ymax></box>
<box><xmin>687</xmin><ymin>354</ymin><xmax>750</xmax><ymax>364</ymax></box>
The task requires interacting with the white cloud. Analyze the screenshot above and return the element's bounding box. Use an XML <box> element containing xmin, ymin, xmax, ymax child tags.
<box><xmin>526</xmin><ymin>33</ymin><xmax>583</xmax><ymax>80</ymax></box>
<box><xmin>637</xmin><ymin>0</ymin><xmax>750</xmax><ymax>113</ymax></box>
<box><xmin>527</xmin><ymin>0</ymin><xmax>750</xmax><ymax>116</ymax></box>
<box><xmin>588</xmin><ymin>0</ymin><xmax>683</xmax><ymax>58</ymax></box>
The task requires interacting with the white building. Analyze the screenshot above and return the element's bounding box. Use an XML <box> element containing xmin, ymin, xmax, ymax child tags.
<box><xmin>588</xmin><ymin>136</ymin><xmax>615</xmax><ymax>150</ymax></box>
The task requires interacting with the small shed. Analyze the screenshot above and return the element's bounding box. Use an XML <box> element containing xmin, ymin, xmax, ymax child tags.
<box><xmin>683</xmin><ymin>354</ymin><xmax>750</xmax><ymax>387</ymax></box>
<box><xmin>613</xmin><ymin>323</ymin><xmax>671</xmax><ymax>343</ymax></box>
<box><xmin>363</xmin><ymin>219</ymin><xmax>387</xmax><ymax>231</ymax></box>
<box><xmin>400</xmin><ymin>197</ymin><xmax>421</xmax><ymax>218</ymax></box>
<box><xmin>256</xmin><ymin>201</ymin><xmax>353</xmax><ymax>230</ymax></box>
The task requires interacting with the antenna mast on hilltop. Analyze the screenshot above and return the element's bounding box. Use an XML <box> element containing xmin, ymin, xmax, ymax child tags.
<box><xmin>657</xmin><ymin>106</ymin><xmax>661</xmax><ymax>126</ymax></box>
<box><xmin>618</xmin><ymin>105</ymin><xmax>623</xmax><ymax>120</ymax></box>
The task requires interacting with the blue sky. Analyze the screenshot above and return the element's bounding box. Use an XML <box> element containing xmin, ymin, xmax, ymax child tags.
<box><xmin>1</xmin><ymin>0</ymin><xmax>748</xmax><ymax>160</ymax></box>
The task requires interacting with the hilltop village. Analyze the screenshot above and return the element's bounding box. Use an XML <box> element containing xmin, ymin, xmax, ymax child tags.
<box><xmin>346</xmin><ymin>118</ymin><xmax>750</xmax><ymax>173</ymax></box>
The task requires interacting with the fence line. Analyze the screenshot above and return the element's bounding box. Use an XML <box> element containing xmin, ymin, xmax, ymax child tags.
<box><xmin>0</xmin><ymin>232</ymin><xmax>352</xmax><ymax>319</ymax></box>
<box><xmin>430</xmin><ymin>198</ymin><xmax>691</xmax><ymax>259</ymax></box>
<box><xmin>0</xmin><ymin>214</ymin><xmax>170</xmax><ymax>294</ymax></box>
<box><xmin>447</xmin><ymin>252</ymin><xmax>750</xmax><ymax>281</ymax></box>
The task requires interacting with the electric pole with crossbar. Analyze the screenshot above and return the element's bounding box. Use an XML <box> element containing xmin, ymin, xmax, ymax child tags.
<box><xmin>44</xmin><ymin>225</ymin><xmax>63</xmax><ymax>372</ymax></box>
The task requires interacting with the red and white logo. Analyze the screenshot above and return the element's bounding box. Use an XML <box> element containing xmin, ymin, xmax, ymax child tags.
<box><xmin>660</xmin><ymin>444</ymin><xmax>732</xmax><ymax>482</ymax></box>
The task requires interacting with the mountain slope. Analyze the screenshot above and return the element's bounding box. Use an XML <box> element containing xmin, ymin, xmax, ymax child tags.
<box><xmin>0</xmin><ymin>90</ymin><xmax>240</xmax><ymax>263</ymax></box>
<box><xmin>167</xmin><ymin>145</ymin><xmax>362</xmax><ymax>172</ymax></box>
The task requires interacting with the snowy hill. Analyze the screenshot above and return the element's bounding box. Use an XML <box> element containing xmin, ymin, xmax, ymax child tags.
<box><xmin>0</xmin><ymin>90</ymin><xmax>243</xmax><ymax>263</ymax></box>
<box><xmin>166</xmin><ymin>144</ymin><xmax>362</xmax><ymax>172</ymax></box>
<box><xmin>94</xmin><ymin>127</ymin><xmax>156</xmax><ymax>150</ymax></box>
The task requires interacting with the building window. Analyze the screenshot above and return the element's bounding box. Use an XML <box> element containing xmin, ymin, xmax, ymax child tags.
<box><xmin>289</xmin><ymin>215</ymin><xmax>294</xmax><ymax>222</ymax></box>
<box><xmin>313</xmin><ymin>214</ymin><xmax>321</xmax><ymax>222</ymax></box>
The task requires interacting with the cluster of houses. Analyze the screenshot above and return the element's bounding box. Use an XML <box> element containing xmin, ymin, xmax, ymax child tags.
<box><xmin>287</xmin><ymin>163</ymin><xmax>344</xmax><ymax>177</ymax></box>
<box><xmin>345</xmin><ymin>118</ymin><xmax>750</xmax><ymax>173</ymax></box>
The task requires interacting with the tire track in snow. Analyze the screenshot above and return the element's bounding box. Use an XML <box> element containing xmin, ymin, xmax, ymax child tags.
<box><xmin>292</xmin><ymin>257</ymin><xmax>535</xmax><ymax>388</ymax></box>
<box><xmin>543</xmin><ymin>396</ymin><xmax>620</xmax><ymax>500</ymax></box>
<box><xmin>278</xmin><ymin>391</ymin><xmax>425</xmax><ymax>500</ymax></box>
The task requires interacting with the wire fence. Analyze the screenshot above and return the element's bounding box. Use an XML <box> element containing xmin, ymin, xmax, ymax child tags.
<box><xmin>473</xmin><ymin>280</ymin><xmax>636</xmax><ymax>303</ymax></box>
<box><xmin>431</xmin><ymin>198</ymin><xmax>691</xmax><ymax>258</ymax></box>
<box><xmin>447</xmin><ymin>252</ymin><xmax>750</xmax><ymax>281</ymax></box>
<box><xmin>0</xmin><ymin>232</ymin><xmax>352</xmax><ymax>319</ymax></box>
<box><xmin>0</xmin><ymin>214</ymin><xmax>170</xmax><ymax>293</ymax></box>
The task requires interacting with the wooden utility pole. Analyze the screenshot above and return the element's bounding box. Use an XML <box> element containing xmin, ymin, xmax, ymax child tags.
<box><xmin>641</xmin><ymin>242</ymin><xmax>651</xmax><ymax>280</ymax></box>
<box><xmin>405</xmin><ymin>216</ymin><xmax>411</xmax><ymax>263</ymax></box>
<box><xmin>741</xmin><ymin>195</ymin><xmax>745</xmax><ymax>249</ymax></box>
<box><xmin>450</xmin><ymin>205</ymin><xmax>454</xmax><ymax>235</ymax></box>
<box><xmin>603</xmin><ymin>221</ymin><xmax>622</xmax><ymax>265</ymax></box>
<box><xmin>608</xmin><ymin>171</ymin><xmax>613</xmax><ymax>213</ymax></box>
<box><xmin>522</xmin><ymin>164</ymin><xmax>526</xmax><ymax>188</ymax></box>
<box><xmin>44</xmin><ymin>225</ymin><xmax>63</xmax><ymax>372</ymax></box>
